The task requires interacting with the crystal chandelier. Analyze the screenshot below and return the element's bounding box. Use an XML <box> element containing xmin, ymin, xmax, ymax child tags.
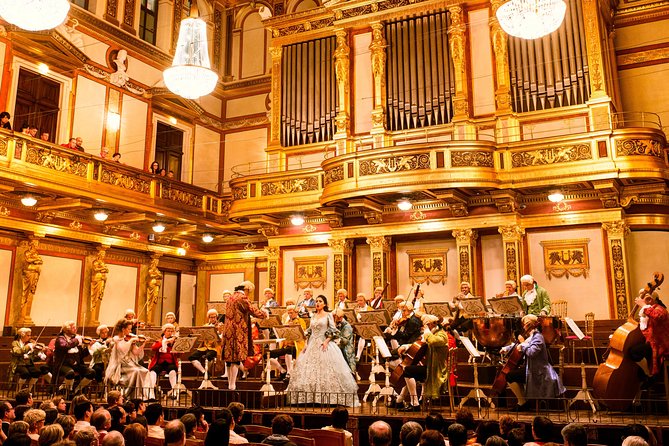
<box><xmin>163</xmin><ymin>5</ymin><xmax>218</xmax><ymax>100</ymax></box>
<box><xmin>496</xmin><ymin>0</ymin><xmax>567</xmax><ymax>40</ymax></box>
<box><xmin>0</xmin><ymin>0</ymin><xmax>70</xmax><ymax>31</ymax></box>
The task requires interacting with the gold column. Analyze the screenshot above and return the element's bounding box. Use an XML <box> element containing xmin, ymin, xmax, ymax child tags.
<box><xmin>369</xmin><ymin>22</ymin><xmax>389</xmax><ymax>149</ymax></box>
<box><xmin>122</xmin><ymin>0</ymin><xmax>137</xmax><ymax>34</ymax></box>
<box><xmin>602</xmin><ymin>221</ymin><xmax>631</xmax><ymax>319</ymax></box>
<box><xmin>489</xmin><ymin>0</ymin><xmax>511</xmax><ymax>114</ymax></box>
<box><xmin>498</xmin><ymin>225</ymin><xmax>525</xmax><ymax>286</ymax></box>
<box><xmin>448</xmin><ymin>6</ymin><xmax>470</xmax><ymax>122</ymax></box>
<box><xmin>269</xmin><ymin>46</ymin><xmax>283</xmax><ymax>148</ymax></box>
<box><xmin>328</xmin><ymin>238</ymin><xmax>353</xmax><ymax>295</ymax></box>
<box><xmin>366</xmin><ymin>236</ymin><xmax>391</xmax><ymax>290</ymax></box>
<box><xmin>453</xmin><ymin>229</ymin><xmax>477</xmax><ymax>293</ymax></box>
<box><xmin>105</xmin><ymin>0</ymin><xmax>119</xmax><ymax>25</ymax></box>
<box><xmin>16</xmin><ymin>235</ymin><xmax>44</xmax><ymax>326</ymax></box>
<box><xmin>334</xmin><ymin>29</ymin><xmax>353</xmax><ymax>154</ymax></box>
<box><xmin>265</xmin><ymin>246</ymin><xmax>281</xmax><ymax>301</ymax></box>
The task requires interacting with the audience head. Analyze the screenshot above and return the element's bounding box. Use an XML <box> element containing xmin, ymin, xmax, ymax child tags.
<box><xmin>55</xmin><ymin>415</ymin><xmax>75</xmax><ymax>439</ymax></box>
<box><xmin>24</xmin><ymin>409</ymin><xmax>46</xmax><ymax>432</ymax></box>
<box><xmin>180</xmin><ymin>414</ymin><xmax>196</xmax><ymax>438</ymax></box>
<box><xmin>623</xmin><ymin>424</ymin><xmax>655</xmax><ymax>446</ymax></box>
<box><xmin>476</xmin><ymin>420</ymin><xmax>501</xmax><ymax>445</ymax></box>
<box><xmin>129</xmin><ymin>400</ymin><xmax>145</xmax><ymax>414</ymax></box>
<box><xmin>226</xmin><ymin>402</ymin><xmax>244</xmax><ymax>425</ymax></box>
<box><xmin>623</xmin><ymin>437</ymin><xmax>650</xmax><ymax>446</ymax></box>
<box><xmin>39</xmin><ymin>424</ymin><xmax>65</xmax><ymax>446</ymax></box>
<box><xmin>424</xmin><ymin>412</ymin><xmax>444</xmax><ymax>432</ymax></box>
<box><xmin>164</xmin><ymin>420</ymin><xmax>186</xmax><ymax>446</ymax></box>
<box><xmin>15</xmin><ymin>389</ymin><xmax>32</xmax><ymax>406</ymax></box>
<box><xmin>368</xmin><ymin>420</ymin><xmax>392</xmax><ymax>446</ymax></box>
<box><xmin>4</xmin><ymin>434</ymin><xmax>31</xmax><ymax>446</ymax></box>
<box><xmin>45</xmin><ymin>407</ymin><xmax>59</xmax><ymax>426</ymax></box>
<box><xmin>498</xmin><ymin>415</ymin><xmax>516</xmax><ymax>438</ymax></box>
<box><xmin>73</xmin><ymin>427</ymin><xmax>98</xmax><ymax>446</ymax></box>
<box><xmin>0</xmin><ymin>401</ymin><xmax>15</xmax><ymax>421</ymax></box>
<box><xmin>122</xmin><ymin>423</ymin><xmax>146</xmax><ymax>446</ymax></box>
<box><xmin>485</xmin><ymin>436</ymin><xmax>507</xmax><ymax>446</ymax></box>
<box><xmin>108</xmin><ymin>406</ymin><xmax>126</xmax><ymax>433</ymax></box>
<box><xmin>330</xmin><ymin>406</ymin><xmax>348</xmax><ymax>429</ymax></box>
<box><xmin>74</xmin><ymin>402</ymin><xmax>93</xmax><ymax>422</ymax></box>
<box><xmin>9</xmin><ymin>421</ymin><xmax>30</xmax><ymax>437</ymax></box>
<box><xmin>107</xmin><ymin>391</ymin><xmax>123</xmax><ymax>407</ymax></box>
<box><xmin>204</xmin><ymin>419</ymin><xmax>229</xmax><ymax>446</ymax></box>
<box><xmin>419</xmin><ymin>430</ymin><xmax>445</xmax><ymax>446</ymax></box>
<box><xmin>144</xmin><ymin>403</ymin><xmax>163</xmax><ymax>426</ymax></box>
<box><xmin>454</xmin><ymin>408</ymin><xmax>475</xmax><ymax>431</ymax></box>
<box><xmin>561</xmin><ymin>423</ymin><xmax>587</xmax><ymax>446</ymax></box>
<box><xmin>14</xmin><ymin>405</ymin><xmax>30</xmax><ymax>422</ymax></box>
<box><xmin>52</xmin><ymin>398</ymin><xmax>67</xmax><ymax>414</ymax></box>
<box><xmin>91</xmin><ymin>409</ymin><xmax>111</xmax><ymax>431</ymax></box>
<box><xmin>532</xmin><ymin>416</ymin><xmax>553</xmax><ymax>442</ymax></box>
<box><xmin>399</xmin><ymin>421</ymin><xmax>423</xmax><ymax>446</ymax></box>
<box><xmin>507</xmin><ymin>427</ymin><xmax>526</xmax><ymax>446</ymax></box>
<box><xmin>447</xmin><ymin>423</ymin><xmax>467</xmax><ymax>446</ymax></box>
<box><xmin>112</xmin><ymin>153</ymin><xmax>121</xmax><ymax>162</ymax></box>
<box><xmin>100</xmin><ymin>431</ymin><xmax>124</xmax><ymax>446</ymax></box>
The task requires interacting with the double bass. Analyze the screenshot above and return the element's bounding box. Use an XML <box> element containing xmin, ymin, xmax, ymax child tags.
<box><xmin>592</xmin><ymin>272</ymin><xmax>664</xmax><ymax>410</ymax></box>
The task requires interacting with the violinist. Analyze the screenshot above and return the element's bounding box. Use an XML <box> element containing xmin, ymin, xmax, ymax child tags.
<box><xmin>501</xmin><ymin>314</ymin><xmax>564</xmax><ymax>410</ymax></box>
<box><xmin>124</xmin><ymin>309</ymin><xmax>144</xmax><ymax>334</ymax></box>
<box><xmin>630</xmin><ymin>289</ymin><xmax>669</xmax><ymax>384</ymax></box>
<box><xmin>52</xmin><ymin>321</ymin><xmax>96</xmax><ymax>394</ymax></box>
<box><xmin>335</xmin><ymin>289</ymin><xmax>349</xmax><ymax>309</ymax></box>
<box><xmin>385</xmin><ymin>302</ymin><xmax>422</xmax><ymax>351</ymax></box>
<box><xmin>188</xmin><ymin>308</ymin><xmax>219</xmax><ymax>376</ymax></box>
<box><xmin>369</xmin><ymin>286</ymin><xmax>385</xmax><ymax>309</ymax></box>
<box><xmin>88</xmin><ymin>325</ymin><xmax>112</xmax><ymax>383</ymax></box>
<box><xmin>396</xmin><ymin>315</ymin><xmax>456</xmax><ymax>411</ymax></box>
<box><xmin>333</xmin><ymin>308</ymin><xmax>356</xmax><ymax>373</ymax></box>
<box><xmin>149</xmin><ymin>323</ymin><xmax>179</xmax><ymax>399</ymax></box>
<box><xmin>105</xmin><ymin>319</ymin><xmax>155</xmax><ymax>399</ymax></box>
<box><xmin>10</xmin><ymin>327</ymin><xmax>50</xmax><ymax>391</ymax></box>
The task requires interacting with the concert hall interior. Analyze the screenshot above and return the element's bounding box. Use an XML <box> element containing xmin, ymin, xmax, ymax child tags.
<box><xmin>0</xmin><ymin>0</ymin><xmax>668</xmax><ymax>444</ymax></box>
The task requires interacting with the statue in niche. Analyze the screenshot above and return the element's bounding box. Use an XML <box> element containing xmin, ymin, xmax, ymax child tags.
<box><xmin>146</xmin><ymin>256</ymin><xmax>163</xmax><ymax>325</ymax></box>
<box><xmin>19</xmin><ymin>238</ymin><xmax>43</xmax><ymax>325</ymax></box>
<box><xmin>109</xmin><ymin>49</ymin><xmax>129</xmax><ymax>87</ymax></box>
<box><xmin>90</xmin><ymin>247</ymin><xmax>109</xmax><ymax>325</ymax></box>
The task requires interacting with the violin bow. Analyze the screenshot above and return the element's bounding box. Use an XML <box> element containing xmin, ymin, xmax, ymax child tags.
<box><xmin>32</xmin><ymin>318</ymin><xmax>50</xmax><ymax>344</ymax></box>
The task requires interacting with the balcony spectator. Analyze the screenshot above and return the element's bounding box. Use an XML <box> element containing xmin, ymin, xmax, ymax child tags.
<box><xmin>40</xmin><ymin>132</ymin><xmax>50</xmax><ymax>142</ymax></box>
<box><xmin>112</xmin><ymin>153</ymin><xmax>122</xmax><ymax>163</ymax></box>
<box><xmin>0</xmin><ymin>111</ymin><xmax>12</xmax><ymax>130</ymax></box>
<box><xmin>100</xmin><ymin>148</ymin><xmax>109</xmax><ymax>159</ymax></box>
<box><xmin>149</xmin><ymin>161</ymin><xmax>159</xmax><ymax>174</ymax></box>
<box><xmin>20</xmin><ymin>123</ymin><xmax>30</xmax><ymax>135</ymax></box>
<box><xmin>62</xmin><ymin>138</ymin><xmax>79</xmax><ymax>151</ymax></box>
<box><xmin>29</xmin><ymin>126</ymin><xmax>38</xmax><ymax>137</ymax></box>
<box><xmin>75</xmin><ymin>137</ymin><xmax>85</xmax><ymax>151</ymax></box>
<box><xmin>167</xmin><ymin>170</ymin><xmax>175</xmax><ymax>179</ymax></box>
<box><xmin>158</xmin><ymin>168</ymin><xmax>167</xmax><ymax>177</ymax></box>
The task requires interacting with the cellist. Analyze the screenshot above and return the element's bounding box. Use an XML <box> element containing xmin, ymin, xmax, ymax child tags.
<box><xmin>629</xmin><ymin>288</ymin><xmax>669</xmax><ymax>386</ymax></box>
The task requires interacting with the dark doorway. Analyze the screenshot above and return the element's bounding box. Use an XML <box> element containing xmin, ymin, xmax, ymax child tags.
<box><xmin>14</xmin><ymin>68</ymin><xmax>61</xmax><ymax>142</ymax></box>
<box><xmin>155</xmin><ymin>122</ymin><xmax>184</xmax><ymax>179</ymax></box>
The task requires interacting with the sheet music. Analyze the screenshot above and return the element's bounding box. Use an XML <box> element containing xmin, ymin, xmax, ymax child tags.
<box><xmin>565</xmin><ymin>317</ymin><xmax>585</xmax><ymax>340</ymax></box>
<box><xmin>459</xmin><ymin>335</ymin><xmax>481</xmax><ymax>358</ymax></box>
<box><xmin>373</xmin><ymin>336</ymin><xmax>392</xmax><ymax>358</ymax></box>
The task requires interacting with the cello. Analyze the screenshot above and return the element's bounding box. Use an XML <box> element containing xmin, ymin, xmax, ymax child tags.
<box><xmin>592</xmin><ymin>272</ymin><xmax>664</xmax><ymax>410</ymax></box>
<box><xmin>389</xmin><ymin>285</ymin><xmax>425</xmax><ymax>387</ymax></box>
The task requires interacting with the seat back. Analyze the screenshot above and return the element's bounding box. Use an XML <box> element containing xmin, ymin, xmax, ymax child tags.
<box><xmin>584</xmin><ymin>312</ymin><xmax>595</xmax><ymax>337</ymax></box>
<box><xmin>551</xmin><ymin>300</ymin><xmax>568</xmax><ymax>318</ymax></box>
<box><xmin>306</xmin><ymin>429</ymin><xmax>347</xmax><ymax>446</ymax></box>
<box><xmin>287</xmin><ymin>435</ymin><xmax>316</xmax><ymax>446</ymax></box>
<box><xmin>245</xmin><ymin>425</ymin><xmax>272</xmax><ymax>443</ymax></box>
<box><xmin>145</xmin><ymin>437</ymin><xmax>164</xmax><ymax>446</ymax></box>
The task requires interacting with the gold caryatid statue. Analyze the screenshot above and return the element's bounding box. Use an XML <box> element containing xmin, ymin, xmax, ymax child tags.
<box><xmin>19</xmin><ymin>238</ymin><xmax>43</xmax><ymax>325</ymax></box>
<box><xmin>90</xmin><ymin>246</ymin><xmax>109</xmax><ymax>325</ymax></box>
<box><xmin>146</xmin><ymin>256</ymin><xmax>163</xmax><ymax>325</ymax></box>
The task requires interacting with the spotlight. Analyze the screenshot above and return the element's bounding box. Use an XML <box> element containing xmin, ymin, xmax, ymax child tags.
<box><xmin>548</xmin><ymin>191</ymin><xmax>565</xmax><ymax>203</ymax></box>
<box><xmin>397</xmin><ymin>198</ymin><xmax>413</xmax><ymax>211</ymax></box>
<box><xmin>93</xmin><ymin>209</ymin><xmax>109</xmax><ymax>222</ymax></box>
<box><xmin>152</xmin><ymin>222</ymin><xmax>166</xmax><ymax>233</ymax></box>
<box><xmin>21</xmin><ymin>195</ymin><xmax>37</xmax><ymax>207</ymax></box>
<box><xmin>202</xmin><ymin>233</ymin><xmax>214</xmax><ymax>243</ymax></box>
<box><xmin>291</xmin><ymin>215</ymin><xmax>305</xmax><ymax>226</ymax></box>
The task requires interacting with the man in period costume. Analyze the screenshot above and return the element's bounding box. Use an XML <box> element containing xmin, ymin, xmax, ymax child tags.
<box><xmin>520</xmin><ymin>275</ymin><xmax>551</xmax><ymax>316</ymax></box>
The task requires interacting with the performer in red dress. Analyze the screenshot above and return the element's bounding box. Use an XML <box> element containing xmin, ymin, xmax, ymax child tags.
<box><xmin>631</xmin><ymin>289</ymin><xmax>669</xmax><ymax>380</ymax></box>
<box><xmin>149</xmin><ymin>323</ymin><xmax>179</xmax><ymax>399</ymax></box>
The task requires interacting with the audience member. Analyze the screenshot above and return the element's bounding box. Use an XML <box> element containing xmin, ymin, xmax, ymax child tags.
<box><xmin>506</xmin><ymin>427</ymin><xmax>526</xmax><ymax>446</ymax></box>
<box><xmin>261</xmin><ymin>414</ymin><xmax>296</xmax><ymax>446</ymax></box>
<box><xmin>227</xmin><ymin>402</ymin><xmax>246</xmax><ymax>438</ymax></box>
<box><xmin>55</xmin><ymin>415</ymin><xmax>76</xmax><ymax>440</ymax></box>
<box><xmin>215</xmin><ymin>408</ymin><xmax>246</xmax><ymax>444</ymax></box>
<box><xmin>1</xmin><ymin>401</ymin><xmax>16</xmax><ymax>435</ymax></box>
<box><xmin>108</xmin><ymin>407</ymin><xmax>126</xmax><ymax>433</ymax></box>
<box><xmin>158</xmin><ymin>168</ymin><xmax>167</xmax><ymax>177</ymax></box>
<box><xmin>368</xmin><ymin>421</ymin><xmax>392</xmax><ymax>446</ymax></box>
<box><xmin>204</xmin><ymin>419</ymin><xmax>230</xmax><ymax>446</ymax></box>
<box><xmin>24</xmin><ymin>409</ymin><xmax>46</xmax><ymax>441</ymax></box>
<box><xmin>623</xmin><ymin>424</ymin><xmax>656</xmax><ymax>446</ymax></box>
<box><xmin>167</xmin><ymin>171</ymin><xmax>175</xmax><ymax>179</ymax></box>
<box><xmin>5</xmin><ymin>433</ymin><xmax>31</xmax><ymax>446</ymax></box>
<box><xmin>0</xmin><ymin>111</ymin><xmax>12</xmax><ymax>130</ymax></box>
<box><xmin>526</xmin><ymin>416</ymin><xmax>554</xmax><ymax>445</ymax></box>
<box><xmin>399</xmin><ymin>421</ymin><xmax>422</xmax><ymax>446</ymax></box>
<box><xmin>498</xmin><ymin>415</ymin><xmax>517</xmax><ymax>440</ymax></box>
<box><xmin>419</xmin><ymin>430</ymin><xmax>444</xmax><ymax>446</ymax></box>
<box><xmin>100</xmin><ymin>148</ymin><xmax>109</xmax><ymax>159</ymax></box>
<box><xmin>19</xmin><ymin>123</ymin><xmax>30</xmax><ymax>135</ymax></box>
<box><xmin>112</xmin><ymin>153</ymin><xmax>122</xmax><ymax>163</ymax></box>
<box><xmin>144</xmin><ymin>403</ymin><xmax>164</xmax><ymax>439</ymax></box>
<box><xmin>561</xmin><ymin>423</ymin><xmax>587</xmax><ymax>446</ymax></box>
<box><xmin>424</xmin><ymin>413</ymin><xmax>444</xmax><ymax>434</ymax></box>
<box><xmin>454</xmin><ymin>408</ymin><xmax>476</xmax><ymax>443</ymax></box>
<box><xmin>8</xmin><ymin>421</ymin><xmax>29</xmax><ymax>437</ymax></box>
<box><xmin>164</xmin><ymin>420</ymin><xmax>186</xmax><ymax>446</ymax></box>
<box><xmin>39</xmin><ymin>424</ymin><xmax>65</xmax><ymax>446</ymax></box>
<box><xmin>122</xmin><ymin>424</ymin><xmax>146</xmax><ymax>446</ymax></box>
<box><xmin>180</xmin><ymin>414</ymin><xmax>196</xmax><ymax>440</ymax></box>
<box><xmin>101</xmin><ymin>431</ymin><xmax>124</xmax><ymax>446</ymax></box>
<box><xmin>107</xmin><ymin>391</ymin><xmax>123</xmax><ymax>409</ymax></box>
<box><xmin>186</xmin><ymin>407</ymin><xmax>207</xmax><ymax>433</ymax></box>
<box><xmin>485</xmin><ymin>436</ymin><xmax>507</xmax><ymax>446</ymax></box>
<box><xmin>322</xmin><ymin>406</ymin><xmax>352</xmax><ymax>446</ymax></box>
<box><xmin>15</xmin><ymin>389</ymin><xmax>33</xmax><ymax>407</ymax></box>
<box><xmin>623</xmin><ymin>437</ymin><xmax>650</xmax><ymax>446</ymax></box>
<box><xmin>149</xmin><ymin>161</ymin><xmax>159</xmax><ymax>174</ymax></box>
<box><xmin>14</xmin><ymin>405</ymin><xmax>30</xmax><ymax>422</ymax></box>
<box><xmin>73</xmin><ymin>402</ymin><xmax>93</xmax><ymax>431</ymax></box>
<box><xmin>476</xmin><ymin>421</ymin><xmax>501</xmax><ymax>445</ymax></box>
<box><xmin>73</xmin><ymin>427</ymin><xmax>97</xmax><ymax>446</ymax></box>
<box><xmin>91</xmin><ymin>409</ymin><xmax>111</xmax><ymax>440</ymax></box>
<box><xmin>52</xmin><ymin>398</ymin><xmax>67</xmax><ymax>414</ymax></box>
<box><xmin>75</xmin><ymin>137</ymin><xmax>85</xmax><ymax>151</ymax></box>
<box><xmin>62</xmin><ymin>138</ymin><xmax>79</xmax><ymax>151</ymax></box>
<box><xmin>28</xmin><ymin>126</ymin><xmax>38</xmax><ymax>137</ymax></box>
<box><xmin>446</xmin><ymin>423</ymin><xmax>467</xmax><ymax>446</ymax></box>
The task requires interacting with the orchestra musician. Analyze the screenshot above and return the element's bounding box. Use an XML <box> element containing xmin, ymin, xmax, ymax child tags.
<box><xmin>396</xmin><ymin>315</ymin><xmax>456</xmax><ymax>411</ymax></box>
<box><xmin>502</xmin><ymin>314</ymin><xmax>564</xmax><ymax>409</ymax></box>
<box><xmin>269</xmin><ymin>304</ymin><xmax>306</xmax><ymax>382</ymax></box>
<box><xmin>354</xmin><ymin>293</ymin><xmax>372</xmax><ymax>363</ymax></box>
<box><xmin>385</xmin><ymin>302</ymin><xmax>422</xmax><ymax>351</ymax></box>
<box><xmin>453</xmin><ymin>281</ymin><xmax>474</xmax><ymax>306</ymax></box>
<box><xmin>188</xmin><ymin>308</ymin><xmax>219</xmax><ymax>375</ymax></box>
<box><xmin>336</xmin><ymin>289</ymin><xmax>349</xmax><ymax>309</ymax></box>
<box><xmin>630</xmin><ymin>289</ymin><xmax>669</xmax><ymax>383</ymax></box>
<box><xmin>164</xmin><ymin>312</ymin><xmax>179</xmax><ymax>334</ymax></box>
<box><xmin>124</xmin><ymin>309</ymin><xmax>144</xmax><ymax>334</ymax></box>
<box><xmin>52</xmin><ymin>321</ymin><xmax>96</xmax><ymax>394</ymax></box>
<box><xmin>333</xmin><ymin>308</ymin><xmax>356</xmax><ymax>373</ymax></box>
<box><xmin>369</xmin><ymin>287</ymin><xmax>384</xmax><ymax>309</ymax></box>
<box><xmin>390</xmin><ymin>295</ymin><xmax>406</xmax><ymax>321</ymax></box>
<box><xmin>297</xmin><ymin>288</ymin><xmax>316</xmax><ymax>316</ymax></box>
<box><xmin>262</xmin><ymin>288</ymin><xmax>278</xmax><ymax>308</ymax></box>
<box><xmin>105</xmin><ymin>319</ymin><xmax>154</xmax><ymax>399</ymax></box>
<box><xmin>497</xmin><ymin>280</ymin><xmax>518</xmax><ymax>298</ymax></box>
<box><xmin>88</xmin><ymin>325</ymin><xmax>112</xmax><ymax>383</ymax></box>
<box><xmin>10</xmin><ymin>327</ymin><xmax>50</xmax><ymax>391</ymax></box>
<box><xmin>520</xmin><ymin>275</ymin><xmax>551</xmax><ymax>316</ymax></box>
<box><xmin>149</xmin><ymin>323</ymin><xmax>179</xmax><ymax>399</ymax></box>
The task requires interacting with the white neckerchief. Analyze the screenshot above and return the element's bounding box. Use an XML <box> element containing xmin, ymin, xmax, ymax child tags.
<box><xmin>639</xmin><ymin>305</ymin><xmax>651</xmax><ymax>330</ymax></box>
<box><xmin>524</xmin><ymin>287</ymin><xmax>537</xmax><ymax>307</ymax></box>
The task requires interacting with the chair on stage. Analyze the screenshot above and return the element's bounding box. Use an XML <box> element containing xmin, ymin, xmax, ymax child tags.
<box><xmin>550</xmin><ymin>300</ymin><xmax>568</xmax><ymax>345</ymax></box>
<box><xmin>564</xmin><ymin>312</ymin><xmax>598</xmax><ymax>364</ymax></box>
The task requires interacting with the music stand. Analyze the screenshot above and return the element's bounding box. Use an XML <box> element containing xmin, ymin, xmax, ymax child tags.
<box><xmin>488</xmin><ymin>296</ymin><xmax>523</xmax><ymax>316</ymax></box>
<box><xmin>207</xmin><ymin>301</ymin><xmax>227</xmax><ymax>315</ymax></box>
<box><xmin>460</xmin><ymin>298</ymin><xmax>488</xmax><ymax>318</ymax></box>
<box><xmin>358</xmin><ymin>310</ymin><xmax>390</xmax><ymax>326</ymax></box>
<box><xmin>170</xmin><ymin>336</ymin><xmax>197</xmax><ymax>401</ymax></box>
<box><xmin>258</xmin><ymin>315</ymin><xmax>282</xmax><ymax>329</ymax></box>
<box><xmin>423</xmin><ymin>302</ymin><xmax>453</xmax><ymax>319</ymax></box>
<box><xmin>383</xmin><ymin>300</ymin><xmax>398</xmax><ymax>316</ymax></box>
<box><xmin>138</xmin><ymin>328</ymin><xmax>162</xmax><ymax>341</ymax></box>
<box><xmin>253</xmin><ymin>338</ymin><xmax>285</xmax><ymax>396</ymax></box>
<box><xmin>273</xmin><ymin>325</ymin><xmax>305</xmax><ymax>343</ymax></box>
<box><xmin>341</xmin><ymin>309</ymin><xmax>357</xmax><ymax>323</ymax></box>
<box><xmin>270</xmin><ymin>306</ymin><xmax>288</xmax><ymax>321</ymax></box>
<box><xmin>353</xmin><ymin>323</ymin><xmax>390</xmax><ymax>405</ymax></box>
<box><xmin>189</xmin><ymin>327</ymin><xmax>220</xmax><ymax>390</ymax></box>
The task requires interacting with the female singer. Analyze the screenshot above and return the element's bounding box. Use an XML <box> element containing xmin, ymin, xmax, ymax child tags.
<box><xmin>105</xmin><ymin>319</ymin><xmax>155</xmax><ymax>399</ymax></box>
<box><xmin>286</xmin><ymin>295</ymin><xmax>359</xmax><ymax>406</ymax></box>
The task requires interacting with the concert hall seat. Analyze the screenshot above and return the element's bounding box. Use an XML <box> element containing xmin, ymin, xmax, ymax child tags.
<box><xmin>245</xmin><ymin>424</ymin><xmax>272</xmax><ymax>442</ymax></box>
<box><xmin>564</xmin><ymin>312</ymin><xmax>598</xmax><ymax>364</ymax></box>
<box><xmin>286</xmin><ymin>435</ymin><xmax>316</xmax><ymax>446</ymax></box>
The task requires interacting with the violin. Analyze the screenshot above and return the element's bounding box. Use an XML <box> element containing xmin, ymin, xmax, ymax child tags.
<box><xmin>124</xmin><ymin>333</ymin><xmax>147</xmax><ymax>344</ymax></box>
<box><xmin>28</xmin><ymin>339</ymin><xmax>46</xmax><ymax>350</ymax></box>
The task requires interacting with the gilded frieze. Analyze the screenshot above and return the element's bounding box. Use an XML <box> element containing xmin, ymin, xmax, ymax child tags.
<box><xmin>615</xmin><ymin>139</ymin><xmax>663</xmax><ymax>157</ymax></box>
<box><xmin>617</xmin><ymin>46</ymin><xmax>669</xmax><ymax>69</ymax></box>
<box><xmin>260</xmin><ymin>176</ymin><xmax>319</xmax><ymax>196</ymax></box>
<box><xmin>324</xmin><ymin>165</ymin><xmax>344</xmax><ymax>185</ymax></box>
<box><xmin>106</xmin><ymin>0</ymin><xmax>118</xmax><ymax>20</ymax></box>
<box><xmin>359</xmin><ymin>153</ymin><xmax>430</xmax><ymax>175</ymax></box>
<box><xmin>123</xmin><ymin>0</ymin><xmax>136</xmax><ymax>28</ymax></box>
<box><xmin>160</xmin><ymin>184</ymin><xmax>204</xmax><ymax>208</ymax></box>
<box><xmin>0</xmin><ymin>138</ymin><xmax>7</xmax><ymax>157</ymax></box>
<box><xmin>26</xmin><ymin>147</ymin><xmax>88</xmax><ymax>177</ymax></box>
<box><xmin>504</xmin><ymin>242</ymin><xmax>518</xmax><ymax>282</ymax></box>
<box><xmin>213</xmin><ymin>9</ymin><xmax>222</xmax><ymax>71</ymax></box>
<box><xmin>610</xmin><ymin>239</ymin><xmax>629</xmax><ymax>319</ymax></box>
<box><xmin>232</xmin><ymin>187</ymin><xmax>248</xmax><ymax>200</ymax></box>
<box><xmin>99</xmin><ymin>168</ymin><xmax>151</xmax><ymax>194</ymax></box>
<box><xmin>511</xmin><ymin>144</ymin><xmax>592</xmax><ymax>167</ymax></box>
<box><xmin>451</xmin><ymin>151</ymin><xmax>494</xmax><ymax>168</ymax></box>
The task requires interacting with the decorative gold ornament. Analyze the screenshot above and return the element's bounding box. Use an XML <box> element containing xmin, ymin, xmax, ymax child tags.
<box><xmin>294</xmin><ymin>256</ymin><xmax>328</xmax><ymax>290</ymax></box>
<box><xmin>540</xmin><ymin>239</ymin><xmax>590</xmax><ymax>279</ymax></box>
